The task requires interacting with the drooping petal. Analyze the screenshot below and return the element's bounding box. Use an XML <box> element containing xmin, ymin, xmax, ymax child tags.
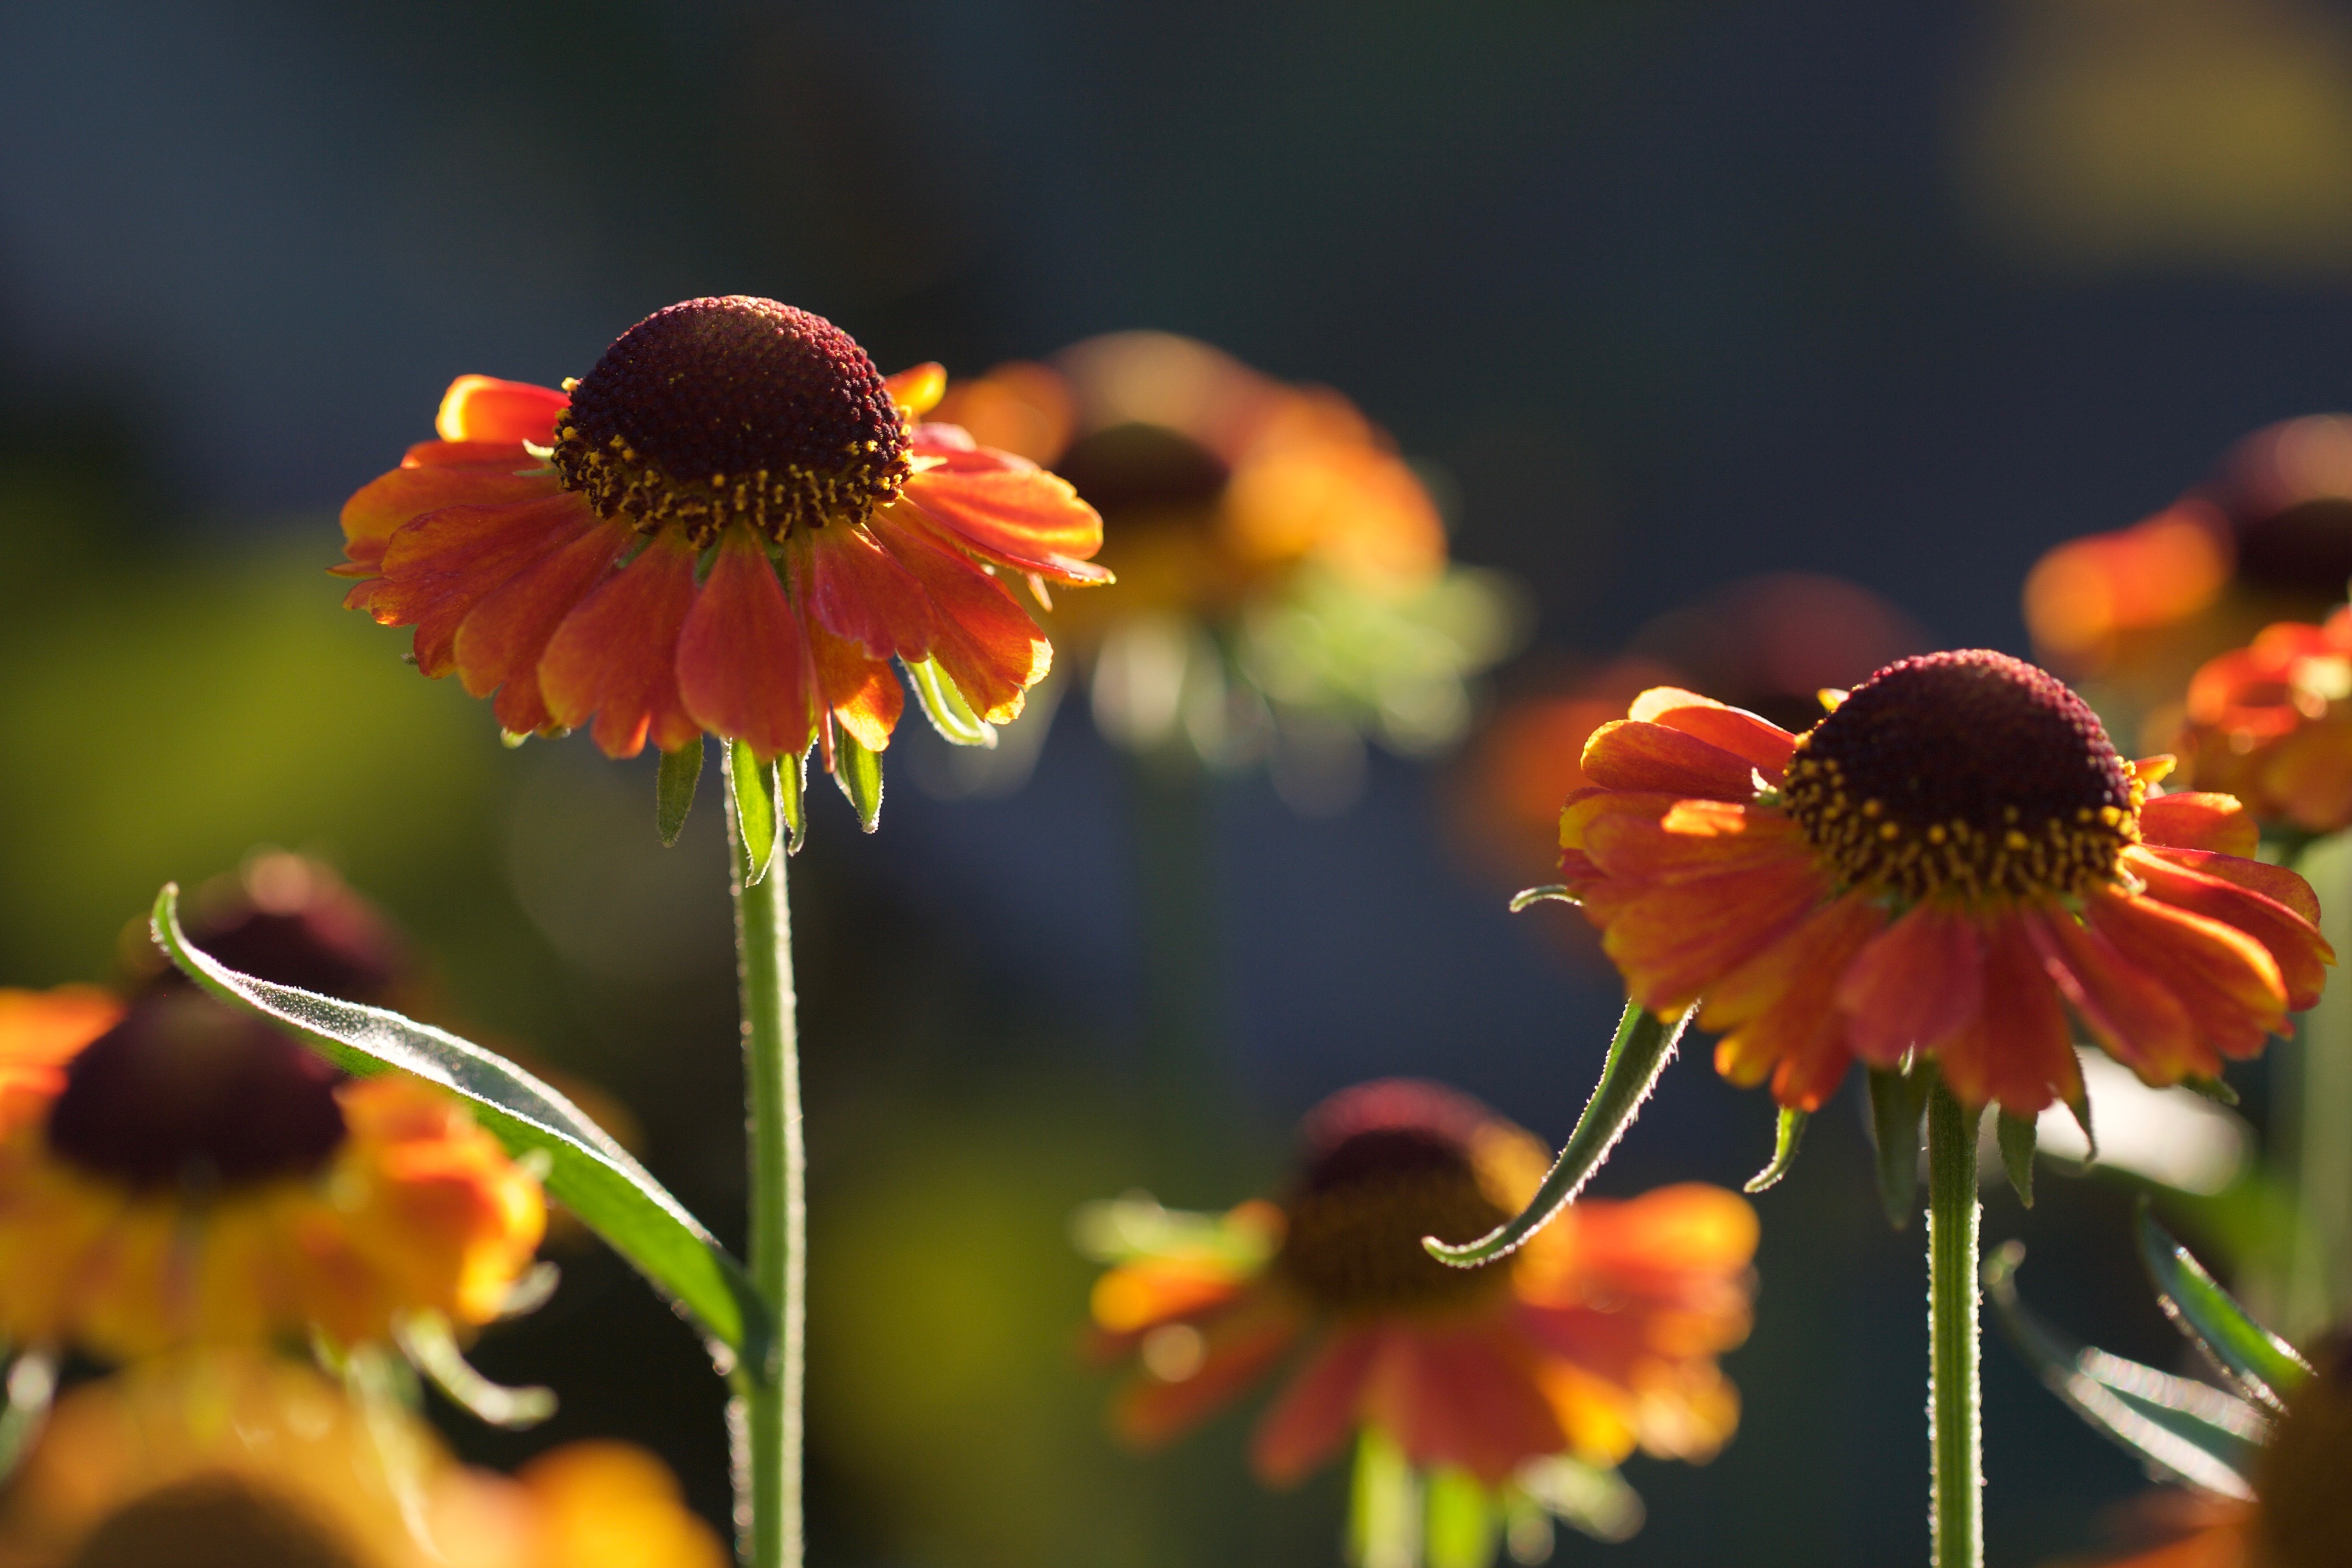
<box><xmin>1930</xmin><ymin>915</ymin><xmax>2077</xmax><ymax>1116</ymax></box>
<box><xmin>677</xmin><ymin>528</ymin><xmax>816</xmax><ymax>762</ymax></box>
<box><xmin>400</xmin><ymin>438</ymin><xmax>536</xmax><ymax>471</ymax></box>
<box><xmin>2126</xmin><ymin>847</ymin><xmax>2332</xmax><ymax>1010</ymax></box>
<box><xmin>435</xmin><ymin>375</ymin><xmax>569</xmax><ymax>445</ymax></box>
<box><xmin>1368</xmin><ymin>1324</ymin><xmax>1566</xmax><ymax>1486</ymax></box>
<box><xmin>2262</xmin><ymin>719</ymin><xmax>2352</xmax><ymax>832</ymax></box>
<box><xmin>1702</xmin><ymin>894</ymin><xmax>1883</xmax><ymax>1110</ymax></box>
<box><xmin>872</xmin><ymin>518</ymin><xmax>1049</xmax><ymax>723</ymax></box>
<box><xmin>1834</xmin><ymin>903</ymin><xmax>1985</xmax><ymax>1068</ymax></box>
<box><xmin>895</xmin><ymin>464</ymin><xmax>1113</xmax><ymax>584</ymax></box>
<box><xmin>1579</xmin><ymin>720</ymin><xmax>1763</xmax><ymax>802</ymax></box>
<box><xmin>370</xmin><ymin>494</ymin><xmax>596</xmax><ymax>678</ymax></box>
<box><xmin>339</xmin><ymin>465</ymin><xmax>560</xmax><ymax>563</ymax></box>
<box><xmin>795</xmin><ymin>525</ymin><xmax>935</xmax><ymax>661</ymax></box>
<box><xmin>2086</xmin><ymin>887</ymin><xmax>2287</xmax><ymax>1063</ymax></box>
<box><xmin>2139</xmin><ymin>792</ymin><xmax>2259</xmax><ymax>857</ymax></box>
<box><xmin>2024</xmin><ymin>907</ymin><xmax>2209</xmax><ymax>1083</ymax></box>
<box><xmin>2137</xmin><ymin>845</ymin><xmax>2324</xmax><ymax>926</ymax></box>
<box><xmin>1575</xmin><ymin>799</ymin><xmax>1809</xmax><ymax>884</ymax></box>
<box><xmin>1113</xmin><ymin>1290</ymin><xmax>1305</xmax><ymax>1451</ymax></box>
<box><xmin>1249</xmin><ymin>1327</ymin><xmax>1381</xmax><ymax>1486</ymax></box>
<box><xmin>883</xmin><ymin>362</ymin><xmax>947</xmax><ymax>418</ymax></box>
<box><xmin>1595</xmin><ymin>855</ymin><xmax>1828</xmax><ymax>1016</ymax></box>
<box><xmin>540</xmin><ymin>533</ymin><xmax>704</xmax><ymax>758</ymax></box>
<box><xmin>1627</xmin><ymin>688</ymin><xmax>1798</xmax><ymax>780</ymax></box>
<box><xmin>452</xmin><ymin>519</ymin><xmax>635</xmax><ymax>737</ymax></box>
<box><xmin>806</xmin><ymin>618</ymin><xmax>905</xmax><ymax>754</ymax></box>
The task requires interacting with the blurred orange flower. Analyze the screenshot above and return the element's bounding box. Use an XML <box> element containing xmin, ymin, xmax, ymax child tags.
<box><xmin>1082</xmin><ymin>1079</ymin><xmax>1753</xmax><ymax>1547</ymax></box>
<box><xmin>338</xmin><ymin>296</ymin><xmax>1106</xmax><ymax>769</ymax></box>
<box><xmin>0</xmin><ymin>1350</ymin><xmax>725</xmax><ymax>1568</ymax></box>
<box><xmin>1561</xmin><ymin>651</ymin><xmax>2330</xmax><ymax>1114</ymax></box>
<box><xmin>2179</xmin><ymin>606</ymin><xmax>2352</xmax><ymax>834</ymax></box>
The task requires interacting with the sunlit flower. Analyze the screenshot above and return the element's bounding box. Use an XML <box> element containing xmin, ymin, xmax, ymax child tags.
<box><xmin>934</xmin><ymin>335</ymin><xmax>1517</xmax><ymax>802</ymax></box>
<box><xmin>0</xmin><ymin>1349</ymin><xmax>726</xmax><ymax>1568</ymax></box>
<box><xmin>338</xmin><ymin>296</ymin><xmax>1108</xmax><ymax>768</ymax></box>
<box><xmin>2177</xmin><ymin>606</ymin><xmax>2352</xmax><ymax>835</ymax></box>
<box><xmin>1082</xmin><ymin>1080</ymin><xmax>1754</xmax><ymax>1553</ymax></box>
<box><xmin>1561</xmin><ymin>650</ymin><xmax>2332</xmax><ymax>1114</ymax></box>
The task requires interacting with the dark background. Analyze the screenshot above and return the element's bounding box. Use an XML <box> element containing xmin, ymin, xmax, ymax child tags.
<box><xmin>2</xmin><ymin>1</ymin><xmax>2342</xmax><ymax>1563</ymax></box>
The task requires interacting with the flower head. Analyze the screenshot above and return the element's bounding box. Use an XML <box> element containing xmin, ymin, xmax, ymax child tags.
<box><xmin>2178</xmin><ymin>606</ymin><xmax>2352</xmax><ymax>834</ymax></box>
<box><xmin>0</xmin><ymin>1350</ymin><xmax>726</xmax><ymax>1568</ymax></box>
<box><xmin>1563</xmin><ymin>650</ymin><xmax>2333</xmax><ymax>1115</ymax></box>
<box><xmin>339</xmin><ymin>297</ymin><xmax>1107</xmax><ymax>773</ymax></box>
<box><xmin>1082</xmin><ymin>1079</ymin><xmax>1754</xmax><ymax>1547</ymax></box>
<box><xmin>0</xmin><ymin>868</ymin><xmax>542</xmax><ymax>1360</ymax></box>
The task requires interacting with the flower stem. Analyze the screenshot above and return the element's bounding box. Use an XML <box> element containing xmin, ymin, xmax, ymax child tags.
<box><xmin>727</xmin><ymin>765</ymin><xmax>803</xmax><ymax>1568</ymax></box>
<box><xmin>1925</xmin><ymin>1076</ymin><xmax>1982</xmax><ymax>1568</ymax></box>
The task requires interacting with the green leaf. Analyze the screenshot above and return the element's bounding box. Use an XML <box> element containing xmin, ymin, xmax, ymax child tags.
<box><xmin>655</xmin><ymin>739</ymin><xmax>703</xmax><ymax>848</ymax></box>
<box><xmin>1515</xmin><ymin>1456</ymin><xmax>1644</xmax><ymax>1544</ymax></box>
<box><xmin>1984</xmin><ymin>1241</ymin><xmax>2264</xmax><ymax>1497</ymax></box>
<box><xmin>1425</xmin><ymin>1468</ymin><xmax>1498</xmax><ymax>1568</ymax></box>
<box><xmin>1424</xmin><ymin>1001</ymin><xmax>1689</xmax><ymax>1266</ymax></box>
<box><xmin>904</xmin><ymin>656</ymin><xmax>997</xmax><ymax>748</ymax></box>
<box><xmin>1743</xmin><ymin>1106</ymin><xmax>1809</xmax><ymax>1194</ymax></box>
<box><xmin>778</xmin><ymin>743</ymin><xmax>808</xmax><ymax>857</ymax></box>
<box><xmin>2182</xmin><ymin>1074</ymin><xmax>2241</xmax><ymax>1108</ymax></box>
<box><xmin>2136</xmin><ymin>1201</ymin><xmax>2310</xmax><ymax>1410</ymax></box>
<box><xmin>1866</xmin><ymin>1064</ymin><xmax>1931</xmax><ymax>1230</ymax></box>
<box><xmin>725</xmin><ymin>740</ymin><xmax>779</xmax><ymax>884</ymax></box>
<box><xmin>151</xmin><ymin>886</ymin><xmax>768</xmax><ymax>1371</ymax></box>
<box><xmin>1348</xmin><ymin>1428</ymin><xmax>1418</xmax><ymax>1568</ymax></box>
<box><xmin>1998</xmin><ymin>1110</ymin><xmax>2037</xmax><ymax>1207</ymax></box>
<box><xmin>394</xmin><ymin>1311</ymin><xmax>555</xmax><ymax>1429</ymax></box>
<box><xmin>1507</xmin><ymin>884</ymin><xmax>1578</xmax><ymax>912</ymax></box>
<box><xmin>834</xmin><ymin>731</ymin><xmax>884</xmax><ymax>832</ymax></box>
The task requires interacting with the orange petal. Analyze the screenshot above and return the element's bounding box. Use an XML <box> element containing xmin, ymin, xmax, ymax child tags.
<box><xmin>1931</xmin><ymin>914</ymin><xmax>2078</xmax><ymax>1116</ymax></box>
<box><xmin>1700</xmin><ymin>895</ymin><xmax>1884</xmax><ymax>1110</ymax></box>
<box><xmin>1113</xmin><ymin>1291</ymin><xmax>1303</xmax><ymax>1451</ymax></box>
<box><xmin>1249</xmin><ymin>1327</ymin><xmax>1380</xmax><ymax>1486</ymax></box>
<box><xmin>371</xmin><ymin>494</ymin><xmax>594</xmax><ymax>678</ymax></box>
<box><xmin>2025</xmin><ymin>906</ymin><xmax>2210</xmax><ymax>1083</ymax></box>
<box><xmin>806</xmin><ymin>618</ymin><xmax>904</xmax><ymax>753</ymax></box>
<box><xmin>2127</xmin><ymin>847</ymin><xmax>2332</xmax><ymax>1010</ymax></box>
<box><xmin>1578</xmin><ymin>800</ymin><xmax>1807</xmax><ymax>884</ymax></box>
<box><xmin>1579</xmin><ymin>720</ymin><xmax>1763</xmax><ymax>802</ymax></box>
<box><xmin>453</xmin><ymin>518</ymin><xmax>634</xmax><ymax>723</ymax></box>
<box><xmin>676</xmin><ymin>527</ymin><xmax>815</xmax><ymax>762</ymax></box>
<box><xmin>1370</xmin><ymin>1324</ymin><xmax>1566</xmax><ymax>1486</ymax></box>
<box><xmin>874</xmin><ymin>519</ymin><xmax>1049</xmax><ymax>723</ymax></box>
<box><xmin>435</xmin><ymin>375</ymin><xmax>568</xmax><ymax>445</ymax></box>
<box><xmin>884</xmin><ymin>362</ymin><xmax>947</xmax><ymax>418</ymax></box>
<box><xmin>339</xmin><ymin>464</ymin><xmax>558</xmax><ymax>555</ymax></box>
<box><xmin>2261</xmin><ymin>720</ymin><xmax>2352</xmax><ymax>832</ymax></box>
<box><xmin>1628</xmin><ymin>688</ymin><xmax>1798</xmax><ymax>780</ymax></box>
<box><xmin>1833</xmin><ymin>903</ymin><xmax>1985</xmax><ymax>1067</ymax></box>
<box><xmin>2087</xmin><ymin>887</ymin><xmax>2287</xmax><ymax>1062</ymax></box>
<box><xmin>400</xmin><ymin>438</ymin><xmax>536</xmax><ymax>470</ymax></box>
<box><xmin>1597</xmin><ymin>854</ymin><xmax>1828</xmax><ymax>1014</ymax></box>
<box><xmin>540</xmin><ymin>533</ymin><xmax>704</xmax><ymax>759</ymax></box>
<box><xmin>2140</xmin><ymin>792</ymin><xmax>2258</xmax><ymax>857</ymax></box>
<box><xmin>896</xmin><ymin>466</ymin><xmax>1112</xmax><ymax>584</ymax></box>
<box><xmin>796</xmin><ymin>526</ymin><xmax>935</xmax><ymax>661</ymax></box>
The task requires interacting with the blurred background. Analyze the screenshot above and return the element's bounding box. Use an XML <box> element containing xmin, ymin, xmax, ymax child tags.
<box><xmin>4</xmin><ymin>1</ymin><xmax>2351</xmax><ymax>1563</ymax></box>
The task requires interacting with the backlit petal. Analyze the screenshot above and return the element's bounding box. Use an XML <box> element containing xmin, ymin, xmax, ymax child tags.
<box><xmin>1627</xmin><ymin>688</ymin><xmax>1798</xmax><ymax>780</ymax></box>
<box><xmin>453</xmin><ymin>520</ymin><xmax>635</xmax><ymax>731</ymax></box>
<box><xmin>1703</xmin><ymin>894</ymin><xmax>1884</xmax><ymax>1110</ymax></box>
<box><xmin>1113</xmin><ymin>1290</ymin><xmax>1304</xmax><ymax>1451</ymax></box>
<box><xmin>1596</xmin><ymin>855</ymin><xmax>1827</xmax><ymax>1014</ymax></box>
<box><xmin>1931</xmin><ymin>915</ymin><xmax>2078</xmax><ymax>1115</ymax></box>
<box><xmin>795</xmin><ymin>526</ymin><xmax>935</xmax><ymax>661</ymax></box>
<box><xmin>340</xmin><ymin>465</ymin><xmax>558</xmax><ymax>558</ymax></box>
<box><xmin>371</xmin><ymin>494</ymin><xmax>594</xmax><ymax>678</ymax></box>
<box><xmin>806</xmin><ymin>618</ymin><xmax>904</xmax><ymax>754</ymax></box>
<box><xmin>2127</xmin><ymin>847</ymin><xmax>2332</xmax><ymax>1010</ymax></box>
<box><xmin>883</xmin><ymin>362</ymin><xmax>947</xmax><ymax>418</ymax></box>
<box><xmin>1249</xmin><ymin>1328</ymin><xmax>1380</xmax><ymax>1486</ymax></box>
<box><xmin>897</xmin><ymin>466</ymin><xmax>1112</xmax><ymax>584</ymax></box>
<box><xmin>2139</xmin><ymin>793</ymin><xmax>2259</xmax><ymax>857</ymax></box>
<box><xmin>677</xmin><ymin>528</ymin><xmax>815</xmax><ymax>762</ymax></box>
<box><xmin>2086</xmin><ymin>887</ymin><xmax>2287</xmax><ymax>1062</ymax></box>
<box><xmin>2025</xmin><ymin>907</ymin><xmax>2210</xmax><ymax>1083</ymax></box>
<box><xmin>1370</xmin><ymin>1324</ymin><xmax>1566</xmax><ymax>1486</ymax></box>
<box><xmin>435</xmin><ymin>375</ymin><xmax>568</xmax><ymax>445</ymax></box>
<box><xmin>1834</xmin><ymin>904</ymin><xmax>1985</xmax><ymax>1067</ymax></box>
<box><xmin>1580</xmin><ymin>719</ymin><xmax>1765</xmax><ymax>801</ymax></box>
<box><xmin>540</xmin><ymin>534</ymin><xmax>703</xmax><ymax>759</ymax></box>
<box><xmin>873</xmin><ymin>518</ymin><xmax>1049</xmax><ymax>723</ymax></box>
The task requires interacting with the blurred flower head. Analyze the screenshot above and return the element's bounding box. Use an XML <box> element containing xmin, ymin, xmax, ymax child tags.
<box><xmin>1562</xmin><ymin>652</ymin><xmax>2331</xmax><ymax>1114</ymax></box>
<box><xmin>0</xmin><ymin>863</ymin><xmax>542</xmax><ymax>1361</ymax></box>
<box><xmin>936</xmin><ymin>335</ymin><xmax>1520</xmax><ymax>808</ymax></box>
<box><xmin>0</xmin><ymin>1350</ymin><xmax>725</xmax><ymax>1568</ymax></box>
<box><xmin>338</xmin><ymin>296</ymin><xmax>1106</xmax><ymax>785</ymax></box>
<box><xmin>1079</xmin><ymin>1079</ymin><xmax>1754</xmax><ymax>1552</ymax></box>
<box><xmin>2179</xmin><ymin>606</ymin><xmax>2352</xmax><ymax>836</ymax></box>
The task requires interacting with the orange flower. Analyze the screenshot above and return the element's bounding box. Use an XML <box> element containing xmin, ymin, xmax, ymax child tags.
<box><xmin>1085</xmin><ymin>1080</ymin><xmax>1754</xmax><ymax>1522</ymax></box>
<box><xmin>0</xmin><ymin>1350</ymin><xmax>726</xmax><ymax>1568</ymax></box>
<box><xmin>1561</xmin><ymin>650</ymin><xmax>2333</xmax><ymax>1116</ymax></box>
<box><xmin>338</xmin><ymin>296</ymin><xmax>1108</xmax><ymax>768</ymax></box>
<box><xmin>2178</xmin><ymin>606</ymin><xmax>2352</xmax><ymax>834</ymax></box>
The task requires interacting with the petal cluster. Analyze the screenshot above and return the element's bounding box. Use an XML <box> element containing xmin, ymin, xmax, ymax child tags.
<box><xmin>2182</xmin><ymin>606</ymin><xmax>2352</xmax><ymax>832</ymax></box>
<box><xmin>1086</xmin><ymin>1080</ymin><xmax>1755</xmax><ymax>1489</ymax></box>
<box><xmin>340</xmin><ymin>353</ymin><xmax>1107</xmax><ymax>765</ymax></box>
<box><xmin>1563</xmin><ymin>679</ymin><xmax>2333</xmax><ymax>1115</ymax></box>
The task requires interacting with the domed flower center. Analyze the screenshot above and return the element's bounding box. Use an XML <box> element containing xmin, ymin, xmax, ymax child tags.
<box><xmin>550</xmin><ymin>296</ymin><xmax>912</xmax><ymax>546</ymax></box>
<box><xmin>1783</xmin><ymin>649</ymin><xmax>2139</xmax><ymax>903</ymax></box>
<box><xmin>1277</xmin><ymin>1092</ymin><xmax>1512</xmax><ymax>1316</ymax></box>
<box><xmin>46</xmin><ymin>993</ymin><xmax>346</xmax><ymax>1191</ymax></box>
<box><xmin>68</xmin><ymin>1475</ymin><xmax>361</xmax><ymax>1568</ymax></box>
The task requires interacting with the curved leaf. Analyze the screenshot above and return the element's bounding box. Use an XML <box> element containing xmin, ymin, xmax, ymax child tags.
<box><xmin>1985</xmin><ymin>1242</ymin><xmax>2264</xmax><ymax>1497</ymax></box>
<box><xmin>835</xmin><ymin>731</ymin><xmax>884</xmax><ymax>832</ymax></box>
<box><xmin>655</xmin><ymin>740</ymin><xmax>703</xmax><ymax>848</ymax></box>
<box><xmin>1866</xmin><ymin>1064</ymin><xmax>1930</xmax><ymax>1230</ymax></box>
<box><xmin>1424</xmin><ymin>1001</ymin><xmax>1688</xmax><ymax>1266</ymax></box>
<box><xmin>1744</xmin><ymin>1106</ymin><xmax>1809</xmax><ymax>1195</ymax></box>
<box><xmin>1998</xmin><ymin>1109</ymin><xmax>2037</xmax><ymax>1208</ymax></box>
<box><xmin>151</xmin><ymin>886</ymin><xmax>768</xmax><ymax>1371</ymax></box>
<box><xmin>2137</xmin><ymin>1201</ymin><xmax>2310</xmax><ymax>1411</ymax></box>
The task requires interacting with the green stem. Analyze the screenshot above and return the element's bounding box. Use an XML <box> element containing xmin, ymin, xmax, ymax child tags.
<box><xmin>1926</xmin><ymin>1077</ymin><xmax>1982</xmax><ymax>1568</ymax></box>
<box><xmin>727</xmin><ymin>768</ymin><xmax>804</xmax><ymax>1568</ymax></box>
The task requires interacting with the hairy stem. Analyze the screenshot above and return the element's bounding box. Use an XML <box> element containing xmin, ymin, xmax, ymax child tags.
<box><xmin>728</xmin><ymin>768</ymin><xmax>804</xmax><ymax>1568</ymax></box>
<box><xmin>1926</xmin><ymin>1077</ymin><xmax>1983</xmax><ymax>1568</ymax></box>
